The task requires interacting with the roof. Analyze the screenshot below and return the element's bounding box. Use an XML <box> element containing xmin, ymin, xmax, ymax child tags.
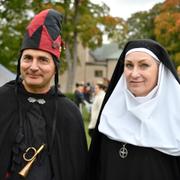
<box><xmin>0</xmin><ymin>64</ymin><xmax>16</xmax><ymax>86</ymax></box>
<box><xmin>90</xmin><ymin>42</ymin><xmax>122</xmax><ymax>61</ymax></box>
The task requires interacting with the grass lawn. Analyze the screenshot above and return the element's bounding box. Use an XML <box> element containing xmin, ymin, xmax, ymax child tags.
<box><xmin>84</xmin><ymin>119</ymin><xmax>91</xmax><ymax>148</ymax></box>
<box><xmin>65</xmin><ymin>94</ymin><xmax>92</xmax><ymax>147</ymax></box>
<box><xmin>82</xmin><ymin>106</ymin><xmax>91</xmax><ymax>148</ymax></box>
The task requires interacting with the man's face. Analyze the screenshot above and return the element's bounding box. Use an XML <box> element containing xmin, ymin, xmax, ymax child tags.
<box><xmin>20</xmin><ymin>49</ymin><xmax>55</xmax><ymax>93</ymax></box>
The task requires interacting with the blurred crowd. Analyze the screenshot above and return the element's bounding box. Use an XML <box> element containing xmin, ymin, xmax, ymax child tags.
<box><xmin>74</xmin><ymin>79</ymin><xmax>109</xmax><ymax>137</ymax></box>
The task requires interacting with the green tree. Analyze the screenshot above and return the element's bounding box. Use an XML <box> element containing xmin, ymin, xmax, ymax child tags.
<box><xmin>126</xmin><ymin>3</ymin><xmax>162</xmax><ymax>43</ymax></box>
<box><xmin>100</xmin><ymin>15</ymin><xmax>128</xmax><ymax>49</ymax></box>
<box><xmin>0</xmin><ymin>0</ymin><xmax>31</xmax><ymax>72</ymax></box>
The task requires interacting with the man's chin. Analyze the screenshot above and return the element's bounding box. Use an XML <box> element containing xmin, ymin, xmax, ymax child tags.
<box><xmin>25</xmin><ymin>78</ymin><xmax>42</xmax><ymax>84</ymax></box>
<box><xmin>23</xmin><ymin>80</ymin><xmax>43</xmax><ymax>88</ymax></box>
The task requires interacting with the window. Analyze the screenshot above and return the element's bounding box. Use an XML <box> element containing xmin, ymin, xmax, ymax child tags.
<box><xmin>94</xmin><ymin>70</ymin><xmax>103</xmax><ymax>77</ymax></box>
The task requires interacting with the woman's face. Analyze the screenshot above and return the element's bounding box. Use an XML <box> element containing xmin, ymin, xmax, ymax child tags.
<box><xmin>124</xmin><ymin>51</ymin><xmax>159</xmax><ymax>97</ymax></box>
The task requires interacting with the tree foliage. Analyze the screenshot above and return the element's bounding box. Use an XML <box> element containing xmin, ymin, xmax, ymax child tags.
<box><xmin>125</xmin><ymin>3</ymin><xmax>162</xmax><ymax>44</ymax></box>
<box><xmin>101</xmin><ymin>15</ymin><xmax>127</xmax><ymax>48</ymax></box>
<box><xmin>154</xmin><ymin>0</ymin><xmax>180</xmax><ymax>65</ymax></box>
<box><xmin>0</xmin><ymin>0</ymin><xmax>31</xmax><ymax>72</ymax></box>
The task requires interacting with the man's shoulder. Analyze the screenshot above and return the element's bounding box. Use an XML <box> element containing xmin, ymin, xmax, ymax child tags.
<box><xmin>0</xmin><ymin>80</ymin><xmax>15</xmax><ymax>95</ymax></box>
<box><xmin>0</xmin><ymin>81</ymin><xmax>16</xmax><ymax>109</ymax></box>
<box><xmin>57</xmin><ymin>93</ymin><xmax>80</xmax><ymax>112</ymax></box>
<box><xmin>57</xmin><ymin>94</ymin><xmax>76</xmax><ymax>106</ymax></box>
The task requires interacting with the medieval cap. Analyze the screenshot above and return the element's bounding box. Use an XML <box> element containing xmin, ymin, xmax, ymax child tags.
<box><xmin>21</xmin><ymin>9</ymin><xmax>63</xmax><ymax>59</ymax></box>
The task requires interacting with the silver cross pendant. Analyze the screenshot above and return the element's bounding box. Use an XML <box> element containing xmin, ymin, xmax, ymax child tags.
<box><xmin>119</xmin><ymin>144</ymin><xmax>128</xmax><ymax>158</ymax></box>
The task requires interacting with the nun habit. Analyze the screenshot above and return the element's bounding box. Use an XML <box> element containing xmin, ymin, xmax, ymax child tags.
<box><xmin>88</xmin><ymin>39</ymin><xmax>180</xmax><ymax>180</ymax></box>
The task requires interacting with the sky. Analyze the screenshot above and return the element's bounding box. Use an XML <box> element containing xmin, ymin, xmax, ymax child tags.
<box><xmin>91</xmin><ymin>0</ymin><xmax>165</xmax><ymax>20</ymax></box>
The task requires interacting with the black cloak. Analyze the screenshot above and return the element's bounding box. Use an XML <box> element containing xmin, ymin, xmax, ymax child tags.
<box><xmin>88</xmin><ymin>39</ymin><xmax>180</xmax><ymax>180</ymax></box>
<box><xmin>0</xmin><ymin>80</ymin><xmax>88</xmax><ymax>180</ymax></box>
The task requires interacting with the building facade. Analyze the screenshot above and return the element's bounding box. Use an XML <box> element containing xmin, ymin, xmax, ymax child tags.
<box><xmin>59</xmin><ymin>42</ymin><xmax>122</xmax><ymax>93</ymax></box>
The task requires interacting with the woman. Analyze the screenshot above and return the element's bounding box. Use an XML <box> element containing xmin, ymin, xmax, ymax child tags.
<box><xmin>88</xmin><ymin>39</ymin><xmax>180</xmax><ymax>180</ymax></box>
<box><xmin>88</xmin><ymin>83</ymin><xmax>105</xmax><ymax>137</ymax></box>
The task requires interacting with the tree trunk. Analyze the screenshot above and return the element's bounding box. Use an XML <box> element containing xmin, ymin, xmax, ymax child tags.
<box><xmin>65</xmin><ymin>43</ymin><xmax>74</xmax><ymax>92</ymax></box>
<box><xmin>64</xmin><ymin>0</ymin><xmax>80</xmax><ymax>93</ymax></box>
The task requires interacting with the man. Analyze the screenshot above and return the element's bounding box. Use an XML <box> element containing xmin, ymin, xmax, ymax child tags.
<box><xmin>74</xmin><ymin>82</ymin><xmax>85</xmax><ymax>109</ymax></box>
<box><xmin>0</xmin><ymin>9</ymin><xmax>87</xmax><ymax>180</ymax></box>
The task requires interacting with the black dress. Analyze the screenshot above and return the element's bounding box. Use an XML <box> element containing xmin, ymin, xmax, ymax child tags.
<box><xmin>89</xmin><ymin>134</ymin><xmax>180</xmax><ymax>180</ymax></box>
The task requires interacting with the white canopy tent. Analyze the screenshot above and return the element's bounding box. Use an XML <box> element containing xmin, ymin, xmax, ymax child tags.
<box><xmin>0</xmin><ymin>64</ymin><xmax>16</xmax><ymax>87</ymax></box>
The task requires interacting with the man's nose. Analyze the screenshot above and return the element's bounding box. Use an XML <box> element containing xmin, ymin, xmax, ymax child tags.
<box><xmin>30</xmin><ymin>59</ymin><xmax>39</xmax><ymax>71</ymax></box>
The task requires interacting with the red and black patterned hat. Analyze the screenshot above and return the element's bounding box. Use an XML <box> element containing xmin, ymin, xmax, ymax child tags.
<box><xmin>21</xmin><ymin>9</ymin><xmax>63</xmax><ymax>59</ymax></box>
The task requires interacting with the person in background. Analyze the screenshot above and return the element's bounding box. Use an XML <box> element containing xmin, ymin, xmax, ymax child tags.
<box><xmin>102</xmin><ymin>77</ymin><xmax>110</xmax><ymax>92</ymax></box>
<box><xmin>88</xmin><ymin>39</ymin><xmax>180</xmax><ymax>180</ymax></box>
<box><xmin>88</xmin><ymin>83</ymin><xmax>105</xmax><ymax>137</ymax></box>
<box><xmin>0</xmin><ymin>9</ymin><xmax>87</xmax><ymax>180</ymax></box>
<box><xmin>84</xmin><ymin>82</ymin><xmax>93</xmax><ymax>104</ymax></box>
<box><xmin>74</xmin><ymin>82</ymin><xmax>85</xmax><ymax>110</ymax></box>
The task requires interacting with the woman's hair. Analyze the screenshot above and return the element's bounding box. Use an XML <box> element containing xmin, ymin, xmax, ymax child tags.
<box><xmin>96</xmin><ymin>83</ymin><xmax>106</xmax><ymax>90</ymax></box>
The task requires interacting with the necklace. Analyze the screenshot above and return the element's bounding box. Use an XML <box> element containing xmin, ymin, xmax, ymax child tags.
<box><xmin>119</xmin><ymin>143</ymin><xmax>128</xmax><ymax>158</ymax></box>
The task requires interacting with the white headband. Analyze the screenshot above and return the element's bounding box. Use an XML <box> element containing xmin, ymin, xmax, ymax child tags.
<box><xmin>125</xmin><ymin>48</ymin><xmax>160</xmax><ymax>62</ymax></box>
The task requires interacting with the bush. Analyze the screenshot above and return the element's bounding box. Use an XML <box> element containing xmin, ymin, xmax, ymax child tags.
<box><xmin>65</xmin><ymin>93</ymin><xmax>75</xmax><ymax>102</ymax></box>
